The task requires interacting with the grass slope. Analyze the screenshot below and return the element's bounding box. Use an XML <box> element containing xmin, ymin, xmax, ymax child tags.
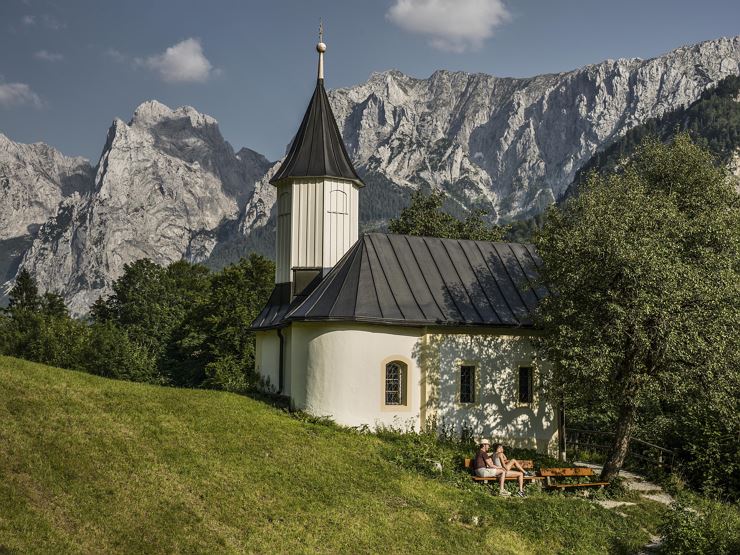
<box><xmin>0</xmin><ymin>357</ymin><xmax>665</xmax><ymax>554</ymax></box>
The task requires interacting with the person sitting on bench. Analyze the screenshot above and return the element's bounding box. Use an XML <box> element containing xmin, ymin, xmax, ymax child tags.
<box><xmin>473</xmin><ymin>439</ymin><xmax>509</xmax><ymax>496</ymax></box>
<box><xmin>492</xmin><ymin>443</ymin><xmax>527</xmax><ymax>497</ymax></box>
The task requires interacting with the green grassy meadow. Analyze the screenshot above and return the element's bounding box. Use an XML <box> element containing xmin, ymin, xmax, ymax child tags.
<box><xmin>0</xmin><ymin>356</ymin><xmax>667</xmax><ymax>554</ymax></box>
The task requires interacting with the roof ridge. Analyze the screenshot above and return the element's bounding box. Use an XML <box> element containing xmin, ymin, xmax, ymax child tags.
<box><xmin>422</xmin><ymin>236</ymin><xmax>466</xmax><ymax>322</ymax></box>
<box><xmin>386</xmin><ymin>234</ymin><xmax>425</xmax><ymax>318</ymax></box>
<box><xmin>457</xmin><ymin>237</ymin><xmax>501</xmax><ymax>324</ymax></box>
<box><xmin>403</xmin><ymin>235</ymin><xmax>445</xmax><ymax>319</ymax></box>
<box><xmin>367</xmin><ymin>234</ymin><xmax>404</xmax><ymax>318</ymax></box>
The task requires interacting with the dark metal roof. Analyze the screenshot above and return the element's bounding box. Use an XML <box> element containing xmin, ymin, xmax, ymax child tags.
<box><xmin>251</xmin><ymin>234</ymin><xmax>549</xmax><ymax>330</ymax></box>
<box><xmin>269</xmin><ymin>79</ymin><xmax>363</xmax><ymax>187</ymax></box>
<box><xmin>251</xmin><ymin>283</ymin><xmax>293</xmax><ymax>330</ymax></box>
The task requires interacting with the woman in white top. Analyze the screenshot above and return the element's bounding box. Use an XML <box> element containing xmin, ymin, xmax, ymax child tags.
<box><xmin>492</xmin><ymin>443</ymin><xmax>527</xmax><ymax>497</ymax></box>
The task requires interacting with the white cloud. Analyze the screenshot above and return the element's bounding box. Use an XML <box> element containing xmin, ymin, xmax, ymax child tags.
<box><xmin>0</xmin><ymin>83</ymin><xmax>44</xmax><ymax>108</ymax></box>
<box><xmin>104</xmin><ymin>48</ymin><xmax>127</xmax><ymax>63</ymax></box>
<box><xmin>41</xmin><ymin>15</ymin><xmax>66</xmax><ymax>30</ymax></box>
<box><xmin>141</xmin><ymin>38</ymin><xmax>213</xmax><ymax>83</ymax></box>
<box><xmin>387</xmin><ymin>0</ymin><xmax>511</xmax><ymax>53</ymax></box>
<box><xmin>21</xmin><ymin>14</ymin><xmax>66</xmax><ymax>30</ymax></box>
<box><xmin>34</xmin><ymin>50</ymin><xmax>64</xmax><ymax>62</ymax></box>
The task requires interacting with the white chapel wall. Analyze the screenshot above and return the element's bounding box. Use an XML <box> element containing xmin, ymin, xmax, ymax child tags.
<box><xmin>255</xmin><ymin>330</ymin><xmax>281</xmax><ymax>392</ymax></box>
<box><xmin>297</xmin><ymin>322</ymin><xmax>424</xmax><ymax>430</ymax></box>
<box><xmin>275</xmin><ymin>185</ymin><xmax>292</xmax><ymax>283</ymax></box>
<box><xmin>424</xmin><ymin>333</ymin><xmax>556</xmax><ymax>453</ymax></box>
<box><xmin>323</xmin><ymin>179</ymin><xmax>359</xmax><ymax>268</ymax></box>
<box><xmin>266</xmin><ymin>322</ymin><xmax>556</xmax><ymax>453</ymax></box>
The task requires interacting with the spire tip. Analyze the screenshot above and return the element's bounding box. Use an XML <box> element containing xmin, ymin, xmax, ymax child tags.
<box><xmin>316</xmin><ymin>20</ymin><xmax>326</xmax><ymax>79</ymax></box>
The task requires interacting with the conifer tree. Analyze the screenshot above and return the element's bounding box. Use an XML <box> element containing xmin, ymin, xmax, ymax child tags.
<box><xmin>7</xmin><ymin>269</ymin><xmax>39</xmax><ymax>312</ymax></box>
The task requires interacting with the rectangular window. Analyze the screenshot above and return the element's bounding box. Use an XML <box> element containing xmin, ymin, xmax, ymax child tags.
<box><xmin>518</xmin><ymin>366</ymin><xmax>534</xmax><ymax>403</ymax></box>
<box><xmin>460</xmin><ymin>365</ymin><xmax>475</xmax><ymax>403</ymax></box>
<box><xmin>385</xmin><ymin>361</ymin><xmax>406</xmax><ymax>405</ymax></box>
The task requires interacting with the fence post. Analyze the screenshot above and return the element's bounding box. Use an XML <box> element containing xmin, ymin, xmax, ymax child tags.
<box><xmin>558</xmin><ymin>401</ymin><xmax>566</xmax><ymax>462</ymax></box>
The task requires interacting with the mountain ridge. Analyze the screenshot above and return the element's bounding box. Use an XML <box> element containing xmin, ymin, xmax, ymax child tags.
<box><xmin>2</xmin><ymin>36</ymin><xmax>739</xmax><ymax>314</ymax></box>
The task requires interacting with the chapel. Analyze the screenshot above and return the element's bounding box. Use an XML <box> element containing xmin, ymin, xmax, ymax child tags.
<box><xmin>251</xmin><ymin>37</ymin><xmax>557</xmax><ymax>452</ymax></box>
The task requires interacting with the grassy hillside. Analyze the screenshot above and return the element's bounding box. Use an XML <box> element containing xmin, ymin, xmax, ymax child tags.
<box><xmin>1</xmin><ymin>356</ymin><xmax>666</xmax><ymax>554</ymax></box>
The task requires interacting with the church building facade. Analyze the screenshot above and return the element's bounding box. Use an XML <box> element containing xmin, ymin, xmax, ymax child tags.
<box><xmin>251</xmin><ymin>39</ymin><xmax>557</xmax><ymax>453</ymax></box>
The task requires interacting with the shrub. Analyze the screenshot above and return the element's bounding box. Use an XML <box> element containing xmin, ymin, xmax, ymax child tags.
<box><xmin>80</xmin><ymin>322</ymin><xmax>160</xmax><ymax>384</ymax></box>
<box><xmin>24</xmin><ymin>315</ymin><xmax>88</xmax><ymax>370</ymax></box>
<box><xmin>659</xmin><ymin>500</ymin><xmax>740</xmax><ymax>554</ymax></box>
<box><xmin>202</xmin><ymin>355</ymin><xmax>253</xmax><ymax>393</ymax></box>
<box><xmin>1</xmin><ymin>309</ymin><xmax>87</xmax><ymax>370</ymax></box>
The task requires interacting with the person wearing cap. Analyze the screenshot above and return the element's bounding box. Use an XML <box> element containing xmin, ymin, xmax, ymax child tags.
<box><xmin>473</xmin><ymin>439</ymin><xmax>509</xmax><ymax>496</ymax></box>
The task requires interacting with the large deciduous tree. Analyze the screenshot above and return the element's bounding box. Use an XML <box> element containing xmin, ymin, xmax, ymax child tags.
<box><xmin>535</xmin><ymin>134</ymin><xmax>740</xmax><ymax>481</ymax></box>
<box><xmin>167</xmin><ymin>253</ymin><xmax>275</xmax><ymax>392</ymax></box>
<box><xmin>388</xmin><ymin>190</ymin><xmax>506</xmax><ymax>241</ymax></box>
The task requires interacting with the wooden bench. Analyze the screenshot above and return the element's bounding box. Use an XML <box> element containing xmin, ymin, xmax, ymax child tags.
<box><xmin>539</xmin><ymin>467</ymin><xmax>610</xmax><ymax>490</ymax></box>
<box><xmin>463</xmin><ymin>458</ymin><xmax>545</xmax><ymax>483</ymax></box>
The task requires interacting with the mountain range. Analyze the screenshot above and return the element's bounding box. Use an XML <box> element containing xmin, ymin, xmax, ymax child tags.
<box><xmin>1</xmin><ymin>36</ymin><xmax>739</xmax><ymax>315</ymax></box>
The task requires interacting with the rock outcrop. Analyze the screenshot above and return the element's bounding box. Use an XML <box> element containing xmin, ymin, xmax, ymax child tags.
<box><xmin>0</xmin><ymin>134</ymin><xmax>93</xmax><ymax>285</ymax></box>
<box><xmin>17</xmin><ymin>101</ymin><xmax>270</xmax><ymax>314</ymax></box>
<box><xmin>326</xmin><ymin>36</ymin><xmax>740</xmax><ymax>221</ymax></box>
<box><xmin>0</xmin><ymin>133</ymin><xmax>93</xmax><ymax>242</ymax></box>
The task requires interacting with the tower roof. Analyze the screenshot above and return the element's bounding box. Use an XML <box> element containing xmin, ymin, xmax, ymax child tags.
<box><xmin>269</xmin><ymin>38</ymin><xmax>363</xmax><ymax>187</ymax></box>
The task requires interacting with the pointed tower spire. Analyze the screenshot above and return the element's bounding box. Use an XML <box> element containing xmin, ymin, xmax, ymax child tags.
<box><xmin>269</xmin><ymin>31</ymin><xmax>363</xmax><ymax>187</ymax></box>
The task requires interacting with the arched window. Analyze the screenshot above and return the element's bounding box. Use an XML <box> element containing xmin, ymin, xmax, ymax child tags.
<box><xmin>328</xmin><ymin>189</ymin><xmax>348</xmax><ymax>214</ymax></box>
<box><xmin>385</xmin><ymin>361</ymin><xmax>407</xmax><ymax>405</ymax></box>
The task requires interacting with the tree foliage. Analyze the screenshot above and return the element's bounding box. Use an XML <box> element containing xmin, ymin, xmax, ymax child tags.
<box><xmin>388</xmin><ymin>189</ymin><xmax>507</xmax><ymax>241</ymax></box>
<box><xmin>2</xmin><ymin>253</ymin><xmax>275</xmax><ymax>394</ymax></box>
<box><xmin>164</xmin><ymin>254</ymin><xmax>275</xmax><ymax>392</ymax></box>
<box><xmin>7</xmin><ymin>269</ymin><xmax>39</xmax><ymax>312</ymax></box>
<box><xmin>91</xmin><ymin>259</ymin><xmax>211</xmax><ymax>360</ymax></box>
<box><xmin>535</xmin><ymin>134</ymin><xmax>740</xmax><ymax>488</ymax></box>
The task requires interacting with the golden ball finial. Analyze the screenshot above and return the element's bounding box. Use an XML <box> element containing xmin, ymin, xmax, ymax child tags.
<box><xmin>316</xmin><ymin>42</ymin><xmax>326</xmax><ymax>53</ymax></box>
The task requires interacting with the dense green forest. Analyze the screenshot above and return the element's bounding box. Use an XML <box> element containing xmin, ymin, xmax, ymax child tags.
<box><xmin>0</xmin><ymin>255</ymin><xmax>274</xmax><ymax>393</ymax></box>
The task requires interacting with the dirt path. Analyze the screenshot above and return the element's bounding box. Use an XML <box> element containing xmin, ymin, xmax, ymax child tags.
<box><xmin>575</xmin><ymin>462</ymin><xmax>673</xmax><ymax>552</ymax></box>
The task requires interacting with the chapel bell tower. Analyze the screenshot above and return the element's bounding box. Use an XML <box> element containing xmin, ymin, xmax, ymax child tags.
<box><xmin>269</xmin><ymin>26</ymin><xmax>364</xmax><ymax>299</ymax></box>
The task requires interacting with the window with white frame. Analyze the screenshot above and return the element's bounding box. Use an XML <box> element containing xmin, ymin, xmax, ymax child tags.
<box><xmin>385</xmin><ymin>361</ymin><xmax>407</xmax><ymax>405</ymax></box>
<box><xmin>518</xmin><ymin>366</ymin><xmax>534</xmax><ymax>403</ymax></box>
<box><xmin>460</xmin><ymin>364</ymin><xmax>476</xmax><ymax>403</ymax></box>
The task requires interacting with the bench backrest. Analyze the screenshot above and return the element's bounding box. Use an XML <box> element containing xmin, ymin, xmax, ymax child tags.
<box><xmin>539</xmin><ymin>467</ymin><xmax>594</xmax><ymax>477</ymax></box>
<box><xmin>464</xmin><ymin>458</ymin><xmax>534</xmax><ymax>470</ymax></box>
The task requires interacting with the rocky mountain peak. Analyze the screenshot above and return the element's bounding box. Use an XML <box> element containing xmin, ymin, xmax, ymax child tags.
<box><xmin>3</xmin><ymin>36</ymin><xmax>739</xmax><ymax>315</ymax></box>
<box><xmin>10</xmin><ymin>99</ymin><xmax>272</xmax><ymax>314</ymax></box>
<box><xmin>130</xmin><ymin>99</ymin><xmax>218</xmax><ymax>128</ymax></box>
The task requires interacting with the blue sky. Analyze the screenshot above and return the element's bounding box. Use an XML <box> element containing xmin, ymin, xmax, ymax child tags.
<box><xmin>1</xmin><ymin>0</ymin><xmax>738</xmax><ymax>162</ymax></box>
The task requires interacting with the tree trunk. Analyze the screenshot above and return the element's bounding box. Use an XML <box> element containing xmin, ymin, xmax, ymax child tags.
<box><xmin>600</xmin><ymin>402</ymin><xmax>635</xmax><ymax>481</ymax></box>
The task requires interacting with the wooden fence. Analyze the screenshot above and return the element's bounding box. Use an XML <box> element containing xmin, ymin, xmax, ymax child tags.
<box><xmin>566</xmin><ymin>427</ymin><xmax>675</xmax><ymax>472</ymax></box>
